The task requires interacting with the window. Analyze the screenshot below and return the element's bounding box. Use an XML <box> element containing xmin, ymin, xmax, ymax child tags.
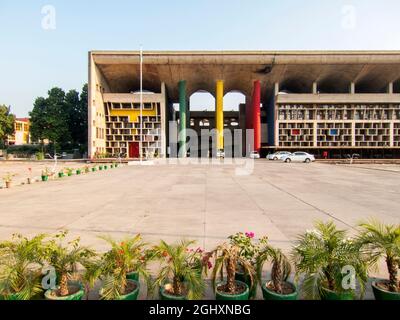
<box><xmin>291</xmin><ymin>129</ymin><xmax>301</xmax><ymax>136</ymax></box>
<box><xmin>122</xmin><ymin>103</ymin><xmax>132</xmax><ymax>109</ymax></box>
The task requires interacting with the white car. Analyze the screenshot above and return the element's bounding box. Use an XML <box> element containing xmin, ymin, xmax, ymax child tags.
<box><xmin>282</xmin><ymin>152</ymin><xmax>316</xmax><ymax>163</ymax></box>
<box><xmin>249</xmin><ymin>151</ymin><xmax>260</xmax><ymax>159</ymax></box>
<box><xmin>216</xmin><ymin>150</ymin><xmax>225</xmax><ymax>159</ymax></box>
<box><xmin>267</xmin><ymin>151</ymin><xmax>292</xmax><ymax>161</ymax></box>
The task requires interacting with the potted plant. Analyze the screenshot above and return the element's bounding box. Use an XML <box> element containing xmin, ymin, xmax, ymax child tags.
<box><xmin>91</xmin><ymin>166</ymin><xmax>97</xmax><ymax>172</ymax></box>
<box><xmin>84</xmin><ymin>166</ymin><xmax>90</xmax><ymax>174</ymax></box>
<box><xmin>104</xmin><ymin>165</ymin><xmax>108</xmax><ymax>170</ymax></box>
<box><xmin>76</xmin><ymin>168</ymin><xmax>82</xmax><ymax>175</ymax></box>
<box><xmin>256</xmin><ymin>245</ymin><xmax>297</xmax><ymax>300</ymax></box>
<box><xmin>42</xmin><ymin>231</ymin><xmax>94</xmax><ymax>300</ymax></box>
<box><xmin>229</xmin><ymin>232</ymin><xmax>268</xmax><ymax>297</ymax></box>
<box><xmin>66</xmin><ymin>168</ymin><xmax>73</xmax><ymax>177</ymax></box>
<box><xmin>0</xmin><ymin>234</ymin><xmax>46</xmax><ymax>300</ymax></box>
<box><xmin>2</xmin><ymin>173</ymin><xmax>16</xmax><ymax>189</ymax></box>
<box><xmin>84</xmin><ymin>235</ymin><xmax>150</xmax><ymax>300</ymax></box>
<box><xmin>58</xmin><ymin>170</ymin><xmax>65</xmax><ymax>178</ymax></box>
<box><xmin>151</xmin><ymin>240</ymin><xmax>208</xmax><ymax>300</ymax></box>
<box><xmin>208</xmin><ymin>242</ymin><xmax>255</xmax><ymax>300</ymax></box>
<box><xmin>99</xmin><ymin>165</ymin><xmax>104</xmax><ymax>171</ymax></box>
<box><xmin>292</xmin><ymin>221</ymin><xmax>368</xmax><ymax>300</ymax></box>
<box><xmin>41</xmin><ymin>168</ymin><xmax>51</xmax><ymax>182</ymax></box>
<box><xmin>358</xmin><ymin>220</ymin><xmax>400</xmax><ymax>300</ymax></box>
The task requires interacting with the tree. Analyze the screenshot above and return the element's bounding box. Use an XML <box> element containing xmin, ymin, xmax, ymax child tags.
<box><xmin>0</xmin><ymin>105</ymin><xmax>15</xmax><ymax>146</ymax></box>
<box><xmin>64</xmin><ymin>84</ymin><xmax>88</xmax><ymax>147</ymax></box>
<box><xmin>29</xmin><ymin>88</ymin><xmax>70</xmax><ymax>149</ymax></box>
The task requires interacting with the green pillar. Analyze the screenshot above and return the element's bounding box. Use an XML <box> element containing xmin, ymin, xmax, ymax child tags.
<box><xmin>178</xmin><ymin>80</ymin><xmax>187</xmax><ymax>157</ymax></box>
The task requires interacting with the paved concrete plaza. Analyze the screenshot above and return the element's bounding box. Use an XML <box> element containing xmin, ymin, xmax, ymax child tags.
<box><xmin>0</xmin><ymin>160</ymin><xmax>399</xmax><ymax>252</ymax></box>
<box><xmin>1</xmin><ymin>160</ymin><xmax>399</xmax><ymax>298</ymax></box>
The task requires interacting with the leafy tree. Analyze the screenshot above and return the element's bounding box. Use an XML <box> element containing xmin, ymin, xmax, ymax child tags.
<box><xmin>0</xmin><ymin>105</ymin><xmax>15</xmax><ymax>146</ymax></box>
<box><xmin>29</xmin><ymin>88</ymin><xmax>70</xmax><ymax>149</ymax></box>
<box><xmin>65</xmin><ymin>84</ymin><xmax>88</xmax><ymax>147</ymax></box>
<box><xmin>30</xmin><ymin>84</ymin><xmax>88</xmax><ymax>151</ymax></box>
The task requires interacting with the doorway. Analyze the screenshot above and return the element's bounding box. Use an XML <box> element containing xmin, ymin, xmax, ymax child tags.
<box><xmin>129</xmin><ymin>142</ymin><xmax>140</xmax><ymax>158</ymax></box>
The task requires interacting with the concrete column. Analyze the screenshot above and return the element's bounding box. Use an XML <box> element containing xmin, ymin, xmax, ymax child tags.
<box><xmin>388</xmin><ymin>82</ymin><xmax>394</xmax><ymax>94</ymax></box>
<box><xmin>274</xmin><ymin>82</ymin><xmax>280</xmax><ymax>96</ymax></box>
<box><xmin>178</xmin><ymin>80</ymin><xmax>187</xmax><ymax>157</ymax></box>
<box><xmin>313</xmin><ymin>82</ymin><xmax>318</xmax><ymax>94</ymax></box>
<box><xmin>350</xmin><ymin>82</ymin><xmax>356</xmax><ymax>94</ymax></box>
<box><xmin>252</xmin><ymin>80</ymin><xmax>261</xmax><ymax>152</ymax></box>
<box><xmin>216</xmin><ymin>80</ymin><xmax>224</xmax><ymax>151</ymax></box>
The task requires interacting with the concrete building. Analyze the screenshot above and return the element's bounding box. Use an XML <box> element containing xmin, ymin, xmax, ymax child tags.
<box><xmin>6</xmin><ymin>118</ymin><xmax>30</xmax><ymax>146</ymax></box>
<box><xmin>88</xmin><ymin>51</ymin><xmax>400</xmax><ymax>159</ymax></box>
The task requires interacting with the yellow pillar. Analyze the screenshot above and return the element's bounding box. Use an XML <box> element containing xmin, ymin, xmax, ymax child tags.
<box><xmin>216</xmin><ymin>80</ymin><xmax>224</xmax><ymax>151</ymax></box>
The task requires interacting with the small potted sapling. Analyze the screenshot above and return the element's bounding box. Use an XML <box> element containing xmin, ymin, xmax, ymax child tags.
<box><xmin>256</xmin><ymin>244</ymin><xmax>297</xmax><ymax>300</ymax></box>
<box><xmin>2</xmin><ymin>173</ymin><xmax>16</xmax><ymax>189</ymax></box>
<box><xmin>41</xmin><ymin>168</ymin><xmax>51</xmax><ymax>182</ymax></box>
<box><xmin>358</xmin><ymin>220</ymin><xmax>400</xmax><ymax>300</ymax></box>
<box><xmin>292</xmin><ymin>221</ymin><xmax>368</xmax><ymax>300</ymax></box>
<box><xmin>66</xmin><ymin>168</ymin><xmax>73</xmax><ymax>177</ymax></box>
<box><xmin>84</xmin><ymin>166</ymin><xmax>90</xmax><ymax>174</ymax></box>
<box><xmin>58</xmin><ymin>169</ymin><xmax>65</xmax><ymax>178</ymax></box>
<box><xmin>76</xmin><ymin>168</ymin><xmax>82</xmax><ymax>175</ymax></box>
<box><xmin>43</xmin><ymin>231</ymin><xmax>95</xmax><ymax>301</ymax></box>
<box><xmin>152</xmin><ymin>240</ymin><xmax>208</xmax><ymax>300</ymax></box>
<box><xmin>84</xmin><ymin>235</ymin><xmax>150</xmax><ymax>300</ymax></box>
<box><xmin>209</xmin><ymin>242</ymin><xmax>255</xmax><ymax>300</ymax></box>
<box><xmin>0</xmin><ymin>234</ymin><xmax>47</xmax><ymax>300</ymax></box>
<box><xmin>91</xmin><ymin>166</ymin><xmax>97</xmax><ymax>172</ymax></box>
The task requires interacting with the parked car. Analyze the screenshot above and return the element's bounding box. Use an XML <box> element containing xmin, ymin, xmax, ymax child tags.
<box><xmin>267</xmin><ymin>151</ymin><xmax>292</xmax><ymax>161</ymax></box>
<box><xmin>282</xmin><ymin>152</ymin><xmax>315</xmax><ymax>163</ymax></box>
<box><xmin>249</xmin><ymin>151</ymin><xmax>260</xmax><ymax>159</ymax></box>
<box><xmin>216</xmin><ymin>150</ymin><xmax>225</xmax><ymax>159</ymax></box>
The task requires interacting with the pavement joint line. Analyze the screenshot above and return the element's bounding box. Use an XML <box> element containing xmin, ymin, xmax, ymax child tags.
<box><xmin>337</xmin><ymin>165</ymin><xmax>400</xmax><ymax>174</ymax></box>
<box><xmin>256</xmin><ymin>175</ymin><xmax>355</xmax><ymax>230</ymax></box>
<box><xmin>0</xmin><ymin>223</ymin><xmax>295</xmax><ymax>244</ymax></box>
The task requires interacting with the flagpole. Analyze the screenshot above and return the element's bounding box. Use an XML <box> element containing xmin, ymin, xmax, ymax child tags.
<box><xmin>140</xmin><ymin>46</ymin><xmax>143</xmax><ymax>162</ymax></box>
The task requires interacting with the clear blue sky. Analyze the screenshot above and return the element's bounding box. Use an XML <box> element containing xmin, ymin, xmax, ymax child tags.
<box><xmin>1</xmin><ymin>0</ymin><xmax>400</xmax><ymax>116</ymax></box>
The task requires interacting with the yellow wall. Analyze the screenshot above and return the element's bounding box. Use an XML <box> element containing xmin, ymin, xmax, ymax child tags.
<box><xmin>110</xmin><ymin>109</ymin><xmax>157</xmax><ymax>123</ymax></box>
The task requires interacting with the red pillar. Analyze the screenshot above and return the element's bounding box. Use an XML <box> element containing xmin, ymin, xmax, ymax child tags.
<box><xmin>252</xmin><ymin>80</ymin><xmax>261</xmax><ymax>152</ymax></box>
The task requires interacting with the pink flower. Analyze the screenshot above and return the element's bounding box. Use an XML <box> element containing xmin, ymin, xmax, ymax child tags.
<box><xmin>207</xmin><ymin>261</ymin><xmax>213</xmax><ymax>270</ymax></box>
<box><xmin>245</xmin><ymin>232</ymin><xmax>255</xmax><ymax>239</ymax></box>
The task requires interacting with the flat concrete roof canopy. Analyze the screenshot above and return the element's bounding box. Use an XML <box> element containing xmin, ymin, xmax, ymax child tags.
<box><xmin>91</xmin><ymin>51</ymin><xmax>400</xmax><ymax>100</ymax></box>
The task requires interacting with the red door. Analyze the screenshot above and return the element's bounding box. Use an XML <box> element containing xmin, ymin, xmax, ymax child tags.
<box><xmin>129</xmin><ymin>142</ymin><xmax>140</xmax><ymax>158</ymax></box>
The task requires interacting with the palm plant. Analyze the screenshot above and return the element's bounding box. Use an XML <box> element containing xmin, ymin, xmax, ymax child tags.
<box><xmin>84</xmin><ymin>234</ymin><xmax>150</xmax><ymax>300</ymax></box>
<box><xmin>43</xmin><ymin>231</ymin><xmax>94</xmax><ymax>297</ymax></box>
<box><xmin>256</xmin><ymin>245</ymin><xmax>292</xmax><ymax>294</ymax></box>
<box><xmin>0</xmin><ymin>234</ymin><xmax>46</xmax><ymax>300</ymax></box>
<box><xmin>292</xmin><ymin>221</ymin><xmax>368</xmax><ymax>300</ymax></box>
<box><xmin>209</xmin><ymin>242</ymin><xmax>255</xmax><ymax>295</ymax></box>
<box><xmin>357</xmin><ymin>220</ymin><xmax>400</xmax><ymax>293</ymax></box>
<box><xmin>152</xmin><ymin>240</ymin><xmax>207</xmax><ymax>300</ymax></box>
